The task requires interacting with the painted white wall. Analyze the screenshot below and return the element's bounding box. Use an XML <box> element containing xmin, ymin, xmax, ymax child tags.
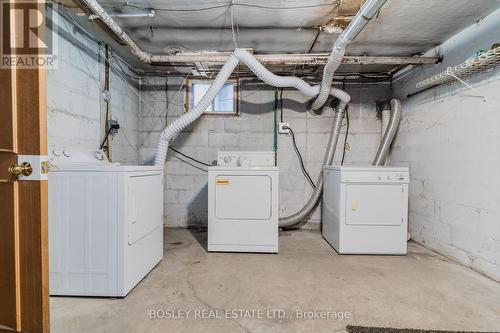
<box><xmin>391</xmin><ymin>8</ymin><xmax>500</xmax><ymax>281</ymax></box>
<box><xmin>47</xmin><ymin>10</ymin><xmax>140</xmax><ymax>163</ymax></box>
<box><xmin>139</xmin><ymin>77</ymin><xmax>390</xmax><ymax>227</ymax></box>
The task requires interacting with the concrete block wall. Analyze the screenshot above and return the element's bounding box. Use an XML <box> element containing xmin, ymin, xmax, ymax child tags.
<box><xmin>108</xmin><ymin>64</ymin><xmax>141</xmax><ymax>164</ymax></box>
<box><xmin>139</xmin><ymin>77</ymin><xmax>390</xmax><ymax>227</ymax></box>
<box><xmin>391</xmin><ymin>74</ymin><xmax>500</xmax><ymax>281</ymax></box>
<box><xmin>47</xmin><ymin>9</ymin><xmax>140</xmax><ymax>163</ymax></box>
<box><xmin>391</xmin><ymin>8</ymin><xmax>500</xmax><ymax>281</ymax></box>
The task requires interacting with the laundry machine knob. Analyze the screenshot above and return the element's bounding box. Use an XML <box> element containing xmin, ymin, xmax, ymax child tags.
<box><xmin>94</xmin><ymin>151</ymin><xmax>104</xmax><ymax>160</ymax></box>
<box><xmin>52</xmin><ymin>149</ymin><xmax>61</xmax><ymax>157</ymax></box>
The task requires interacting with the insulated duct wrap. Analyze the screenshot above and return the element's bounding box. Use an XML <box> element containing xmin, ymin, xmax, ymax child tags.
<box><xmin>372</xmin><ymin>98</ymin><xmax>402</xmax><ymax>166</ymax></box>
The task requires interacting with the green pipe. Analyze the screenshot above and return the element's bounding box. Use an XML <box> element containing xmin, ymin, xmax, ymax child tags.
<box><xmin>273</xmin><ymin>89</ymin><xmax>279</xmax><ymax>166</ymax></box>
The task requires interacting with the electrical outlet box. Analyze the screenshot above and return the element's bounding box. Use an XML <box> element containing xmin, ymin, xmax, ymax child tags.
<box><xmin>106</xmin><ymin>119</ymin><xmax>120</xmax><ymax>135</ymax></box>
<box><xmin>278</xmin><ymin>122</ymin><xmax>290</xmax><ymax>134</ymax></box>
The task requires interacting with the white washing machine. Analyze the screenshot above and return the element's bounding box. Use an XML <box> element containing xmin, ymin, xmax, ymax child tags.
<box><xmin>48</xmin><ymin>148</ymin><xmax>164</xmax><ymax>297</ymax></box>
<box><xmin>208</xmin><ymin>151</ymin><xmax>278</xmax><ymax>253</ymax></box>
<box><xmin>322</xmin><ymin>166</ymin><xmax>409</xmax><ymax>255</ymax></box>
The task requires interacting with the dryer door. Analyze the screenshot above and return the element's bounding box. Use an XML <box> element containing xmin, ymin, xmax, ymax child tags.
<box><xmin>128</xmin><ymin>173</ymin><xmax>163</xmax><ymax>245</ymax></box>
<box><xmin>345</xmin><ymin>184</ymin><xmax>404</xmax><ymax>226</ymax></box>
<box><xmin>215</xmin><ymin>175</ymin><xmax>272</xmax><ymax>220</ymax></box>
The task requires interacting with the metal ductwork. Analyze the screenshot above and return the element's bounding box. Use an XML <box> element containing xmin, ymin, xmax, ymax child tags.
<box><xmin>311</xmin><ymin>0</ymin><xmax>388</xmax><ymax>110</ymax></box>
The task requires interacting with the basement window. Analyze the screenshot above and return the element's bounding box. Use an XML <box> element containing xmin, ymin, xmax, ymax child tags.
<box><xmin>186</xmin><ymin>78</ymin><xmax>239</xmax><ymax>115</ymax></box>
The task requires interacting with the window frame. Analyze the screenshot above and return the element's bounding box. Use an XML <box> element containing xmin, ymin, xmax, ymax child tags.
<box><xmin>185</xmin><ymin>77</ymin><xmax>240</xmax><ymax>116</ymax></box>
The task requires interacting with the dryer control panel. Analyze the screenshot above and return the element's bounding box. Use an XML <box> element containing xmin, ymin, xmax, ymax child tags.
<box><xmin>217</xmin><ymin>151</ymin><xmax>275</xmax><ymax>167</ymax></box>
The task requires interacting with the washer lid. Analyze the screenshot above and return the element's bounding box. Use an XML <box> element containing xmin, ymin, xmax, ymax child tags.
<box><xmin>49</xmin><ymin>147</ymin><xmax>111</xmax><ymax>168</ymax></box>
<box><xmin>48</xmin><ymin>147</ymin><xmax>163</xmax><ymax>172</ymax></box>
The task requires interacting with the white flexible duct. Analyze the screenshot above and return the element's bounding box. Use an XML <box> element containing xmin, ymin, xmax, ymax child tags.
<box><xmin>154</xmin><ymin>49</ymin><xmax>350</xmax><ymax>166</ymax></box>
<box><xmin>372</xmin><ymin>99</ymin><xmax>402</xmax><ymax>166</ymax></box>
<box><xmin>310</xmin><ymin>0</ymin><xmax>388</xmax><ymax>110</ymax></box>
<box><xmin>154</xmin><ymin>54</ymin><xmax>239</xmax><ymax>166</ymax></box>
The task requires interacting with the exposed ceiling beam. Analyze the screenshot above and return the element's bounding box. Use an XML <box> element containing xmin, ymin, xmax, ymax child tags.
<box><xmin>150</xmin><ymin>53</ymin><xmax>438</xmax><ymax>66</ymax></box>
<box><xmin>75</xmin><ymin>0</ymin><xmax>438</xmax><ymax>68</ymax></box>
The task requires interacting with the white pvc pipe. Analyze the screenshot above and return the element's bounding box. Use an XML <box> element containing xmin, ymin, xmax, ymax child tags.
<box><xmin>79</xmin><ymin>0</ymin><xmax>151</xmax><ymax>62</ymax></box>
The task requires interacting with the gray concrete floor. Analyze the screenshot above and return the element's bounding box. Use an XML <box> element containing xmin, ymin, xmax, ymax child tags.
<box><xmin>51</xmin><ymin>228</ymin><xmax>500</xmax><ymax>333</ymax></box>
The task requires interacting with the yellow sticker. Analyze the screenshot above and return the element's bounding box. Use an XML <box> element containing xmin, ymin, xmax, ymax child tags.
<box><xmin>216</xmin><ymin>179</ymin><xmax>230</xmax><ymax>185</ymax></box>
<box><xmin>351</xmin><ymin>199</ymin><xmax>358</xmax><ymax>211</ymax></box>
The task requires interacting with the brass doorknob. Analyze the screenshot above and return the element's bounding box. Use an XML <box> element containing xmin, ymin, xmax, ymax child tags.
<box><xmin>8</xmin><ymin>162</ymin><xmax>33</xmax><ymax>177</ymax></box>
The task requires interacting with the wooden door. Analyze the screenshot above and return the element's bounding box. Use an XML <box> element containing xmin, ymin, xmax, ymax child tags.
<box><xmin>0</xmin><ymin>1</ymin><xmax>49</xmax><ymax>332</ymax></box>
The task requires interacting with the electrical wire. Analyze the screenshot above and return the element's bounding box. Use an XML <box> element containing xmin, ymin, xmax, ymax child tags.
<box><xmin>99</xmin><ymin>126</ymin><xmax>113</xmax><ymax>149</ymax></box>
<box><xmin>340</xmin><ymin>105</ymin><xmax>349</xmax><ymax>165</ymax></box>
<box><xmin>341</xmin><ymin>79</ymin><xmax>349</xmax><ymax>165</ymax></box>
<box><xmin>283</xmin><ymin>126</ymin><xmax>316</xmax><ymax>189</ymax></box>
<box><xmin>118</xmin><ymin>1</ymin><xmax>338</xmax><ymax>12</ymax></box>
<box><xmin>168</xmin><ymin>146</ymin><xmax>211</xmax><ymax>167</ymax></box>
<box><xmin>163</xmin><ymin>80</ymin><xmax>212</xmax><ymax>169</ymax></box>
<box><xmin>230</xmin><ymin>0</ymin><xmax>238</xmax><ymax>48</ymax></box>
<box><xmin>280</xmin><ymin>88</ymin><xmax>284</xmax><ymax>122</ymax></box>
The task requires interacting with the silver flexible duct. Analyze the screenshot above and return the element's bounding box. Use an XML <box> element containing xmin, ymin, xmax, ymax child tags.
<box><xmin>311</xmin><ymin>0</ymin><xmax>388</xmax><ymax>110</ymax></box>
<box><xmin>372</xmin><ymin>99</ymin><xmax>402</xmax><ymax>166</ymax></box>
<box><xmin>279</xmin><ymin>102</ymin><xmax>347</xmax><ymax>228</ymax></box>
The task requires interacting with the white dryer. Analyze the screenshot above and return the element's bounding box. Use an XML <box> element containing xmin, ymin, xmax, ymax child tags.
<box><xmin>208</xmin><ymin>151</ymin><xmax>278</xmax><ymax>253</ymax></box>
<box><xmin>322</xmin><ymin>166</ymin><xmax>409</xmax><ymax>255</ymax></box>
<box><xmin>48</xmin><ymin>148</ymin><xmax>164</xmax><ymax>297</ymax></box>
